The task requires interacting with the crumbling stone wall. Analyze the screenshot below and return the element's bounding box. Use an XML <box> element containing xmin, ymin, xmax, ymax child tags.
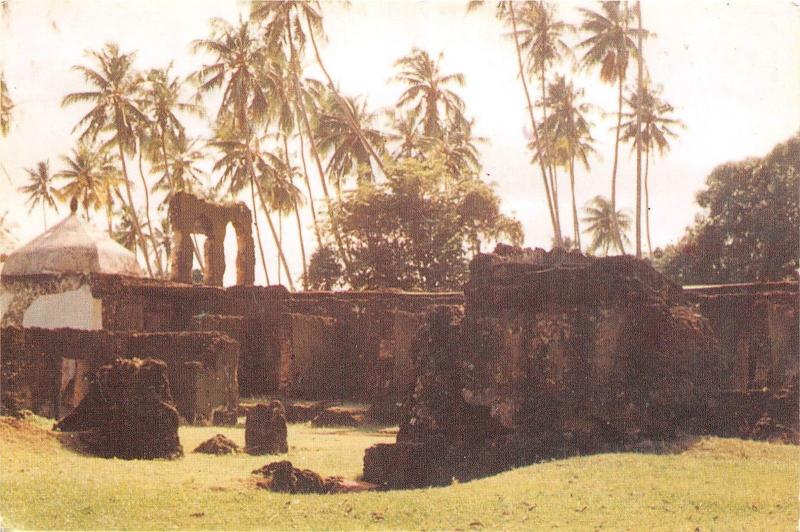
<box><xmin>1</xmin><ymin>327</ymin><xmax>238</xmax><ymax>423</ymax></box>
<box><xmin>168</xmin><ymin>191</ymin><xmax>255</xmax><ymax>286</ymax></box>
<box><xmin>685</xmin><ymin>281</ymin><xmax>798</xmax><ymax>390</ymax></box>
<box><xmin>364</xmin><ymin>248</ymin><xmax>723</xmax><ymax>488</ymax></box>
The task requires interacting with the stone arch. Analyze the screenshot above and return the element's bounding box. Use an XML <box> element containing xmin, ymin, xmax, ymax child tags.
<box><xmin>168</xmin><ymin>192</ymin><xmax>255</xmax><ymax>286</ymax></box>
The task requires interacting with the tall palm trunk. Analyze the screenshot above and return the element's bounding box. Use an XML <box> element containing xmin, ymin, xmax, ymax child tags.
<box><xmin>568</xmin><ymin>156</ymin><xmax>581</xmax><ymax>251</ymax></box>
<box><xmin>509</xmin><ymin>3</ymin><xmax>561</xmax><ymax>246</ymax></box>
<box><xmin>610</xmin><ymin>76</ymin><xmax>626</xmax><ymax>254</ymax></box>
<box><xmin>105</xmin><ymin>187</ymin><xmax>114</xmax><ymax>236</ymax></box>
<box><xmin>252</xmin><ymin>176</ymin><xmax>295</xmax><ymax>290</ymax></box>
<box><xmin>277</xmin><ymin>215</ymin><xmax>282</xmax><ymax>284</ymax></box>
<box><xmin>42</xmin><ymin>203</ymin><xmax>47</xmax><ymax>229</ymax></box>
<box><xmin>644</xmin><ymin>146</ymin><xmax>652</xmax><ymax>256</ymax></box>
<box><xmin>288</xmin><ymin>38</ymin><xmax>354</xmax><ymax>283</ymax></box>
<box><xmin>306</xmin><ymin>14</ymin><xmax>386</xmax><ymax>178</ymax></box>
<box><xmin>541</xmin><ymin>73</ymin><xmax>563</xmax><ymax>241</ymax></box>
<box><xmin>284</xmin><ymin>134</ymin><xmax>308</xmax><ymax>288</ymax></box>
<box><xmin>137</xmin><ymin>147</ymin><xmax>164</xmax><ymax>276</ymax></box>
<box><xmin>296</xmin><ymin>124</ymin><xmax>323</xmax><ymax>247</ymax></box>
<box><xmin>117</xmin><ymin>141</ymin><xmax>154</xmax><ymax>277</ymax></box>
<box><xmin>634</xmin><ymin>0</ymin><xmax>644</xmax><ymax>258</ymax></box>
<box><xmin>249</xmin><ymin>177</ymin><xmax>270</xmax><ymax>285</ymax></box>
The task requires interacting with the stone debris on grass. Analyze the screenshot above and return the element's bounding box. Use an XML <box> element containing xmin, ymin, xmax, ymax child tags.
<box><xmin>311</xmin><ymin>407</ymin><xmax>363</xmax><ymax>427</ymax></box>
<box><xmin>245</xmin><ymin>401</ymin><xmax>288</xmax><ymax>455</ymax></box>
<box><xmin>53</xmin><ymin>358</ymin><xmax>183</xmax><ymax>460</ymax></box>
<box><xmin>252</xmin><ymin>460</ymin><xmax>376</xmax><ymax>494</ymax></box>
<box><xmin>193</xmin><ymin>434</ymin><xmax>240</xmax><ymax>455</ymax></box>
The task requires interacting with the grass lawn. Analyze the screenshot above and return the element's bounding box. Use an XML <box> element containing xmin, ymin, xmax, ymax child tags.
<box><xmin>0</xmin><ymin>416</ymin><xmax>797</xmax><ymax>530</ymax></box>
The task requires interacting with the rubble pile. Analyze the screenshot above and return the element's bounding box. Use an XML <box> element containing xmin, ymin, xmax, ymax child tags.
<box><xmin>53</xmin><ymin>358</ymin><xmax>183</xmax><ymax>459</ymax></box>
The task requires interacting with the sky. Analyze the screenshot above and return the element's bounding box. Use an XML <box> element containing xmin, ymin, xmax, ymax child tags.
<box><xmin>1</xmin><ymin>0</ymin><xmax>798</xmax><ymax>286</ymax></box>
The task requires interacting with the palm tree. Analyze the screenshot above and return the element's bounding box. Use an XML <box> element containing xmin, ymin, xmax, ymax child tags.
<box><xmin>392</xmin><ymin>48</ymin><xmax>467</xmax><ymax>139</ymax></box>
<box><xmin>314</xmin><ymin>90</ymin><xmax>385</xmax><ymax>191</ymax></box>
<box><xmin>422</xmin><ymin>118</ymin><xmax>486</xmax><ymax>181</ymax></box>
<box><xmin>386</xmin><ymin>110</ymin><xmax>424</xmax><ymax>160</ymax></box>
<box><xmin>140</xmin><ymin>66</ymin><xmax>204</xmax><ymax>197</ymax></box>
<box><xmin>54</xmin><ymin>143</ymin><xmax>120</xmax><ymax>226</ymax></box>
<box><xmin>151</xmin><ymin>136</ymin><xmax>207</xmax><ymax>200</ymax></box>
<box><xmin>62</xmin><ymin>42</ymin><xmax>154</xmax><ymax>276</ymax></box>
<box><xmin>467</xmin><ymin>1</ymin><xmax>561</xmax><ymax>246</ymax></box>
<box><xmin>516</xmin><ymin>1</ymin><xmax>573</xmax><ymax>232</ymax></box>
<box><xmin>250</xmin><ymin>0</ymin><xmax>386</xmax><ymax>176</ymax></box>
<box><xmin>540</xmin><ymin>76</ymin><xmax>597</xmax><ymax>250</ymax></box>
<box><xmin>19</xmin><ymin>161</ymin><xmax>58</xmax><ymax>227</ymax></box>
<box><xmin>0</xmin><ymin>73</ymin><xmax>12</xmax><ymax>136</ymax></box>
<box><xmin>621</xmin><ymin>82</ymin><xmax>683</xmax><ymax>255</ymax></box>
<box><xmin>583</xmin><ymin>195</ymin><xmax>631</xmax><ymax>256</ymax></box>
<box><xmin>249</xmin><ymin>4</ymin><xmax>355</xmax><ymax>279</ymax></box>
<box><xmin>192</xmin><ymin>19</ymin><xmax>279</xmax><ymax>285</ymax></box>
<box><xmin>577</xmin><ymin>1</ymin><xmax>639</xmax><ymax>252</ymax></box>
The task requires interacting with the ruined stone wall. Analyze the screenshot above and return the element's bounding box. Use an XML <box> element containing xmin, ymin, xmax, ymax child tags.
<box><xmin>280</xmin><ymin>291</ymin><xmax>464</xmax><ymax>401</ymax></box>
<box><xmin>685</xmin><ymin>281</ymin><xmax>798</xmax><ymax>390</ymax></box>
<box><xmin>0</xmin><ymin>327</ymin><xmax>238</xmax><ymax>423</ymax></box>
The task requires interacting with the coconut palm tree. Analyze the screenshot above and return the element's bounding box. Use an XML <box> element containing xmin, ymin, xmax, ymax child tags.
<box><xmin>19</xmin><ymin>161</ymin><xmax>58</xmax><ymax>228</ymax></box>
<box><xmin>577</xmin><ymin>1</ymin><xmax>640</xmax><ymax>252</ymax></box>
<box><xmin>54</xmin><ymin>143</ymin><xmax>121</xmax><ymax>226</ymax></box>
<box><xmin>140</xmin><ymin>66</ymin><xmax>204</xmax><ymax>196</ymax></box>
<box><xmin>192</xmin><ymin>18</ymin><xmax>282</xmax><ymax>285</ymax></box>
<box><xmin>62</xmin><ymin>42</ymin><xmax>154</xmax><ymax>276</ymax></box>
<box><xmin>467</xmin><ymin>0</ymin><xmax>561</xmax><ymax>246</ymax></box>
<box><xmin>516</xmin><ymin>1</ymin><xmax>573</xmax><ymax>229</ymax></box>
<box><xmin>621</xmin><ymin>82</ymin><xmax>684</xmax><ymax>255</ymax></box>
<box><xmin>314</xmin><ymin>90</ymin><xmax>385</xmax><ymax>191</ymax></box>
<box><xmin>386</xmin><ymin>110</ymin><xmax>424</xmax><ymax>160</ymax></box>
<box><xmin>151</xmin><ymin>136</ymin><xmax>207</xmax><ymax>199</ymax></box>
<box><xmin>422</xmin><ymin>118</ymin><xmax>486</xmax><ymax>181</ymax></box>
<box><xmin>583</xmin><ymin>195</ymin><xmax>631</xmax><ymax>256</ymax></box>
<box><xmin>250</xmin><ymin>0</ymin><xmax>386</xmax><ymax>176</ymax></box>
<box><xmin>0</xmin><ymin>73</ymin><xmax>12</xmax><ymax>136</ymax></box>
<box><xmin>540</xmin><ymin>76</ymin><xmax>597</xmax><ymax>250</ymax></box>
<box><xmin>392</xmin><ymin>48</ymin><xmax>467</xmax><ymax>140</ymax></box>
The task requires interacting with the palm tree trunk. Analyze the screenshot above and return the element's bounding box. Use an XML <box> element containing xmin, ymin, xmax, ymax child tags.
<box><xmin>509</xmin><ymin>3</ymin><xmax>561</xmax><ymax>246</ymax></box>
<box><xmin>117</xmin><ymin>141</ymin><xmax>154</xmax><ymax>277</ymax></box>
<box><xmin>306</xmin><ymin>14</ymin><xmax>386</xmax><ymax>178</ymax></box>
<box><xmin>569</xmin><ymin>156</ymin><xmax>581</xmax><ymax>251</ymax></box>
<box><xmin>191</xmin><ymin>235</ymin><xmax>206</xmax><ymax>274</ymax></box>
<box><xmin>634</xmin><ymin>0</ymin><xmax>644</xmax><ymax>258</ymax></box>
<box><xmin>252</xmin><ymin>177</ymin><xmax>295</xmax><ymax>291</ymax></box>
<box><xmin>105</xmin><ymin>188</ymin><xmax>114</xmax><ymax>236</ymax></box>
<box><xmin>277</xmin><ymin>215</ymin><xmax>282</xmax><ymax>285</ymax></box>
<box><xmin>42</xmin><ymin>203</ymin><xmax>47</xmax><ymax>229</ymax></box>
<box><xmin>283</xmin><ymin>134</ymin><xmax>308</xmax><ymax>288</ymax></box>
<box><xmin>249</xmin><ymin>178</ymin><xmax>271</xmax><ymax>285</ymax></box>
<box><xmin>541</xmin><ymin>73</ymin><xmax>563</xmax><ymax>242</ymax></box>
<box><xmin>644</xmin><ymin>146</ymin><xmax>652</xmax><ymax>256</ymax></box>
<box><xmin>297</xmin><ymin>125</ymin><xmax>323</xmax><ymax>248</ymax></box>
<box><xmin>611</xmin><ymin>76</ymin><xmax>626</xmax><ymax>254</ymax></box>
<box><xmin>137</xmin><ymin>148</ymin><xmax>165</xmax><ymax>276</ymax></box>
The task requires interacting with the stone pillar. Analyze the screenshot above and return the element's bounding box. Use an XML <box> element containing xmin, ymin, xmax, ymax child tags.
<box><xmin>204</xmin><ymin>226</ymin><xmax>227</xmax><ymax>286</ymax></box>
<box><xmin>169</xmin><ymin>229</ymin><xmax>193</xmax><ymax>283</ymax></box>
<box><xmin>233</xmin><ymin>209</ymin><xmax>255</xmax><ymax>286</ymax></box>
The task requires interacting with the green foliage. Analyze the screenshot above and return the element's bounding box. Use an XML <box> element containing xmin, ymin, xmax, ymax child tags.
<box><xmin>313</xmin><ymin>157</ymin><xmax>522</xmax><ymax>291</ymax></box>
<box><xmin>305</xmin><ymin>245</ymin><xmax>343</xmax><ymax>290</ymax></box>
<box><xmin>656</xmin><ymin>133</ymin><xmax>800</xmax><ymax>284</ymax></box>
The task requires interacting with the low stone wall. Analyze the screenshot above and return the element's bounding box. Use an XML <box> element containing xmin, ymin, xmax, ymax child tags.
<box><xmin>0</xmin><ymin>326</ymin><xmax>239</xmax><ymax>423</ymax></box>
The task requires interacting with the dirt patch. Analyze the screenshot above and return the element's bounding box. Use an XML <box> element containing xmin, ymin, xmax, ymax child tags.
<box><xmin>252</xmin><ymin>461</ymin><xmax>376</xmax><ymax>494</ymax></box>
<box><xmin>245</xmin><ymin>401</ymin><xmax>288</xmax><ymax>455</ymax></box>
<box><xmin>53</xmin><ymin>358</ymin><xmax>183</xmax><ymax>460</ymax></box>
<box><xmin>194</xmin><ymin>434</ymin><xmax>240</xmax><ymax>455</ymax></box>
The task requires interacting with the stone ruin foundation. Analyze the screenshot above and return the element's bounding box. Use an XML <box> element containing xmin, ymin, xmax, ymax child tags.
<box><xmin>244</xmin><ymin>401</ymin><xmax>288</xmax><ymax>455</ymax></box>
<box><xmin>364</xmin><ymin>247</ymin><xmax>724</xmax><ymax>488</ymax></box>
<box><xmin>53</xmin><ymin>358</ymin><xmax>183</xmax><ymax>460</ymax></box>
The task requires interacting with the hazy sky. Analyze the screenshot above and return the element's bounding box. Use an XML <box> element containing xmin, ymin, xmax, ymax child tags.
<box><xmin>1</xmin><ymin>0</ymin><xmax>798</xmax><ymax>285</ymax></box>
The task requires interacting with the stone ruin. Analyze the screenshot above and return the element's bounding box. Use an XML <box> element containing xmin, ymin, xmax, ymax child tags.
<box><xmin>169</xmin><ymin>191</ymin><xmax>255</xmax><ymax>286</ymax></box>
<box><xmin>244</xmin><ymin>401</ymin><xmax>288</xmax><ymax>455</ymax></box>
<box><xmin>53</xmin><ymin>358</ymin><xmax>183</xmax><ymax>460</ymax></box>
<box><xmin>363</xmin><ymin>247</ymin><xmax>724</xmax><ymax>488</ymax></box>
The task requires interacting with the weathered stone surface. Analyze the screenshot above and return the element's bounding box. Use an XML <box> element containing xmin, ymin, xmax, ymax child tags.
<box><xmin>168</xmin><ymin>192</ymin><xmax>255</xmax><ymax>286</ymax></box>
<box><xmin>245</xmin><ymin>401</ymin><xmax>288</xmax><ymax>455</ymax></box>
<box><xmin>253</xmin><ymin>461</ymin><xmax>376</xmax><ymax>494</ymax></box>
<box><xmin>194</xmin><ymin>434</ymin><xmax>240</xmax><ymax>455</ymax></box>
<box><xmin>53</xmin><ymin>358</ymin><xmax>183</xmax><ymax>460</ymax></box>
<box><xmin>365</xmin><ymin>248</ymin><xmax>724</xmax><ymax>488</ymax></box>
<box><xmin>212</xmin><ymin>408</ymin><xmax>238</xmax><ymax>426</ymax></box>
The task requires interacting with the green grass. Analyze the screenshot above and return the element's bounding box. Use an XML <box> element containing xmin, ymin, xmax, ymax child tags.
<box><xmin>1</xmin><ymin>416</ymin><xmax>797</xmax><ymax>531</ymax></box>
